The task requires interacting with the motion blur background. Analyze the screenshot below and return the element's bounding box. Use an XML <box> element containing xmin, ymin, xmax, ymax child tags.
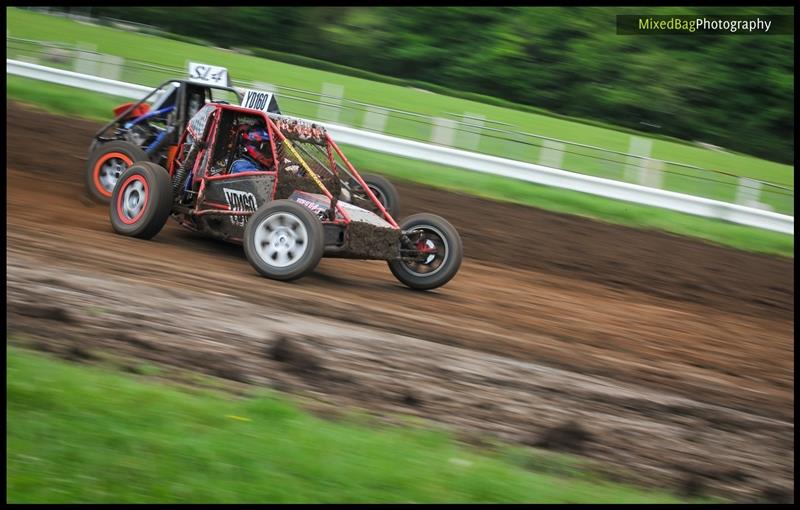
<box><xmin>28</xmin><ymin>5</ymin><xmax>796</xmax><ymax>162</ymax></box>
<box><xmin>6</xmin><ymin>5</ymin><xmax>794</xmax><ymax>504</ymax></box>
<box><xmin>8</xmin><ymin>6</ymin><xmax>795</xmax><ymax>235</ymax></box>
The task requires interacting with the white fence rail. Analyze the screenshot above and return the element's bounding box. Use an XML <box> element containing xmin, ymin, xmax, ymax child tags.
<box><xmin>7</xmin><ymin>59</ymin><xmax>794</xmax><ymax>235</ymax></box>
<box><xmin>9</xmin><ymin>59</ymin><xmax>151</xmax><ymax>97</ymax></box>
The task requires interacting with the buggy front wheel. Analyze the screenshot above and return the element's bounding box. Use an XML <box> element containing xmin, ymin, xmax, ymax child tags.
<box><xmin>109</xmin><ymin>162</ymin><xmax>173</xmax><ymax>239</ymax></box>
<box><xmin>389</xmin><ymin>213</ymin><xmax>462</xmax><ymax>291</ymax></box>
<box><xmin>87</xmin><ymin>140</ymin><xmax>149</xmax><ymax>203</ymax></box>
<box><xmin>244</xmin><ymin>200</ymin><xmax>325</xmax><ymax>282</ymax></box>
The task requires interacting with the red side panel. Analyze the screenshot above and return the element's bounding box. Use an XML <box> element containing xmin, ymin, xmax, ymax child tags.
<box><xmin>166</xmin><ymin>145</ymin><xmax>179</xmax><ymax>176</ymax></box>
<box><xmin>113</xmin><ymin>102</ymin><xmax>151</xmax><ymax>119</ymax></box>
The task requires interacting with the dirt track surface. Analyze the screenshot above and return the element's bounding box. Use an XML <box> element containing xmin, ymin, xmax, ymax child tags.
<box><xmin>5</xmin><ymin>102</ymin><xmax>794</xmax><ymax>501</ymax></box>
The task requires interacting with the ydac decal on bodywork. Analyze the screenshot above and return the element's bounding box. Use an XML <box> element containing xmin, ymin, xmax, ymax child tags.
<box><xmin>223</xmin><ymin>187</ymin><xmax>259</xmax><ymax>227</ymax></box>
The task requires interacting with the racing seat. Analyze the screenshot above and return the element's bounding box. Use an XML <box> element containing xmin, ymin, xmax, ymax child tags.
<box><xmin>228</xmin><ymin>124</ymin><xmax>274</xmax><ymax>174</ymax></box>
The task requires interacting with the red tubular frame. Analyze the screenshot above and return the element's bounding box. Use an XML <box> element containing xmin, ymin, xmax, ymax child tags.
<box><xmin>169</xmin><ymin>103</ymin><xmax>395</xmax><ymax>229</ymax></box>
<box><xmin>263</xmin><ymin>115</ymin><xmax>352</xmax><ymax>224</ymax></box>
<box><xmin>205</xmin><ymin>170</ymin><xmax>276</xmax><ymax>180</ymax></box>
<box><xmin>195</xmin><ymin>209</ymin><xmax>255</xmax><ymax>217</ymax></box>
<box><xmin>326</xmin><ymin>133</ymin><xmax>399</xmax><ymax>229</ymax></box>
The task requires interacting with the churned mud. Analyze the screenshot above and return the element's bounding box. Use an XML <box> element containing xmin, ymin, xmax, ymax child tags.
<box><xmin>5</xmin><ymin>101</ymin><xmax>795</xmax><ymax>501</ymax></box>
<box><xmin>6</xmin><ymin>258</ymin><xmax>793</xmax><ymax>502</ymax></box>
<box><xmin>340</xmin><ymin>221</ymin><xmax>400</xmax><ymax>260</ymax></box>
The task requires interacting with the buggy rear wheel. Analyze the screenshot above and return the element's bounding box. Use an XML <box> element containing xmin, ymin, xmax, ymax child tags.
<box><xmin>87</xmin><ymin>141</ymin><xmax>149</xmax><ymax>203</ymax></box>
<box><xmin>389</xmin><ymin>213</ymin><xmax>462</xmax><ymax>291</ymax></box>
<box><xmin>109</xmin><ymin>162</ymin><xmax>173</xmax><ymax>240</ymax></box>
<box><xmin>244</xmin><ymin>200</ymin><xmax>325</xmax><ymax>282</ymax></box>
<box><xmin>361</xmin><ymin>173</ymin><xmax>400</xmax><ymax>219</ymax></box>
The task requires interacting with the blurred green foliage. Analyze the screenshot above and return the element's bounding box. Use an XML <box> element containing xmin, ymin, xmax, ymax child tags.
<box><xmin>51</xmin><ymin>6</ymin><xmax>794</xmax><ymax>163</ymax></box>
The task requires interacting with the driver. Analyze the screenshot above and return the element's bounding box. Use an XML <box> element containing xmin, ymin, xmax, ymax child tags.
<box><xmin>229</xmin><ymin>124</ymin><xmax>274</xmax><ymax>174</ymax></box>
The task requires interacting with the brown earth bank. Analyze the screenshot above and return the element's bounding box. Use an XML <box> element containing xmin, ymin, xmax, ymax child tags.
<box><xmin>5</xmin><ymin>101</ymin><xmax>795</xmax><ymax>501</ymax></box>
<box><xmin>6</xmin><ymin>258</ymin><xmax>794</xmax><ymax>502</ymax></box>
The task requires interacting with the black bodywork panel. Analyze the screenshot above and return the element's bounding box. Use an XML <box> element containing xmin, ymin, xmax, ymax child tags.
<box><xmin>198</xmin><ymin>174</ymin><xmax>275</xmax><ymax>240</ymax></box>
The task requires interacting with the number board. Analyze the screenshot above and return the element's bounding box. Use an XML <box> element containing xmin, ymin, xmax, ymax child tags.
<box><xmin>188</xmin><ymin>62</ymin><xmax>229</xmax><ymax>86</ymax></box>
<box><xmin>240</xmin><ymin>89</ymin><xmax>277</xmax><ymax>114</ymax></box>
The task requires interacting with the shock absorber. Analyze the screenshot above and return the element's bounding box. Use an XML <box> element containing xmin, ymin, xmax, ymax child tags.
<box><xmin>172</xmin><ymin>141</ymin><xmax>204</xmax><ymax>195</ymax></box>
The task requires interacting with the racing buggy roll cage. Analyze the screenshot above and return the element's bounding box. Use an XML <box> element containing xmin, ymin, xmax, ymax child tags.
<box><xmin>168</xmin><ymin>103</ymin><xmax>402</xmax><ymax>258</ymax></box>
<box><xmin>92</xmin><ymin>79</ymin><xmax>244</xmax><ymax>161</ymax></box>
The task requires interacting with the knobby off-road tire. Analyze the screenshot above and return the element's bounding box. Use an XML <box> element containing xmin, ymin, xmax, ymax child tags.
<box><xmin>244</xmin><ymin>200</ymin><xmax>325</xmax><ymax>282</ymax></box>
<box><xmin>87</xmin><ymin>140</ymin><xmax>149</xmax><ymax>203</ymax></box>
<box><xmin>88</xmin><ymin>139</ymin><xmax>101</xmax><ymax>156</ymax></box>
<box><xmin>361</xmin><ymin>173</ymin><xmax>400</xmax><ymax>219</ymax></box>
<box><xmin>389</xmin><ymin>213</ymin><xmax>463</xmax><ymax>291</ymax></box>
<box><xmin>109</xmin><ymin>162</ymin><xmax>173</xmax><ymax>240</ymax></box>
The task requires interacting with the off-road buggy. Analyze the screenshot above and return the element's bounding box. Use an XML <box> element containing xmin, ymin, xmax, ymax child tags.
<box><xmin>86</xmin><ymin>63</ymin><xmax>243</xmax><ymax>202</ymax></box>
<box><xmin>86</xmin><ymin>63</ymin><xmax>400</xmax><ymax>217</ymax></box>
<box><xmin>107</xmin><ymin>90</ymin><xmax>462</xmax><ymax>290</ymax></box>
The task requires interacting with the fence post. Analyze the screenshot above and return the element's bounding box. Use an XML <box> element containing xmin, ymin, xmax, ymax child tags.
<box><xmin>99</xmin><ymin>54</ymin><xmax>123</xmax><ymax>81</ymax></box>
<box><xmin>362</xmin><ymin>106</ymin><xmax>388</xmax><ymax>133</ymax></box>
<box><xmin>640</xmin><ymin>158</ymin><xmax>664</xmax><ymax>188</ymax></box>
<box><xmin>539</xmin><ymin>140</ymin><xmax>566</xmax><ymax>169</ymax></box>
<box><xmin>624</xmin><ymin>136</ymin><xmax>653</xmax><ymax>183</ymax></box>
<box><xmin>317</xmin><ymin>82</ymin><xmax>343</xmax><ymax>123</ymax></box>
<box><xmin>735</xmin><ymin>177</ymin><xmax>774</xmax><ymax>211</ymax></box>
<box><xmin>73</xmin><ymin>42</ymin><xmax>98</xmax><ymax>76</ymax></box>
<box><xmin>458</xmin><ymin>113</ymin><xmax>484</xmax><ymax>151</ymax></box>
<box><xmin>431</xmin><ymin>117</ymin><xmax>456</xmax><ymax>146</ymax></box>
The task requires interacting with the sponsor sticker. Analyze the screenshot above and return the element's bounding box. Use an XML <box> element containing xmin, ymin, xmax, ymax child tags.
<box><xmin>292</xmin><ymin>196</ymin><xmax>327</xmax><ymax>217</ymax></box>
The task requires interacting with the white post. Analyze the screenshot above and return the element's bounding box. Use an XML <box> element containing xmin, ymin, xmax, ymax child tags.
<box><xmin>538</xmin><ymin>140</ymin><xmax>566</xmax><ymax>169</ymax></box>
<box><xmin>640</xmin><ymin>158</ymin><xmax>664</xmax><ymax>188</ymax></box>
<box><xmin>735</xmin><ymin>177</ymin><xmax>774</xmax><ymax>211</ymax></box>
<box><xmin>99</xmin><ymin>54</ymin><xmax>122</xmax><ymax>81</ymax></box>
<box><xmin>431</xmin><ymin>117</ymin><xmax>456</xmax><ymax>146</ymax></box>
<box><xmin>624</xmin><ymin>136</ymin><xmax>653</xmax><ymax>183</ymax></box>
<box><xmin>458</xmin><ymin>113</ymin><xmax>484</xmax><ymax>151</ymax></box>
<box><xmin>73</xmin><ymin>42</ymin><xmax>98</xmax><ymax>75</ymax></box>
<box><xmin>362</xmin><ymin>106</ymin><xmax>388</xmax><ymax>132</ymax></box>
<box><xmin>318</xmin><ymin>82</ymin><xmax>343</xmax><ymax>123</ymax></box>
